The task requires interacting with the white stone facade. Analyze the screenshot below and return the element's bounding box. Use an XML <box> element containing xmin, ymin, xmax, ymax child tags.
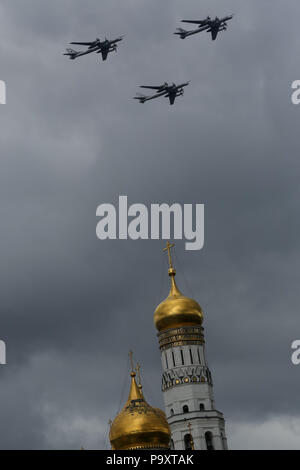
<box><xmin>159</xmin><ymin>337</ymin><xmax>228</xmax><ymax>450</ymax></box>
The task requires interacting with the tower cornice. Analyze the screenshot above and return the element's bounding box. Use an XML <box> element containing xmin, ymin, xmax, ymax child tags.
<box><xmin>157</xmin><ymin>325</ymin><xmax>205</xmax><ymax>351</ymax></box>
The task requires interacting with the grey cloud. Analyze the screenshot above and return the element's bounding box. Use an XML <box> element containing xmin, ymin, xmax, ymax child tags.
<box><xmin>0</xmin><ymin>0</ymin><xmax>299</xmax><ymax>449</ymax></box>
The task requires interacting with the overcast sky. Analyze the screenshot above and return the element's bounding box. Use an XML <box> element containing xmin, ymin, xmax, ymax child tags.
<box><xmin>0</xmin><ymin>0</ymin><xmax>299</xmax><ymax>450</ymax></box>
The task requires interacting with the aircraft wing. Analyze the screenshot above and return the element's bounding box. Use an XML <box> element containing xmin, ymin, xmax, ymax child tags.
<box><xmin>198</xmin><ymin>24</ymin><xmax>210</xmax><ymax>32</ymax></box>
<box><xmin>135</xmin><ymin>90</ymin><xmax>168</xmax><ymax>102</ymax></box>
<box><xmin>181</xmin><ymin>19</ymin><xmax>209</xmax><ymax>25</ymax></box>
<box><xmin>70</xmin><ymin>41</ymin><xmax>96</xmax><ymax>46</ymax></box>
<box><xmin>220</xmin><ymin>15</ymin><xmax>233</xmax><ymax>23</ymax></box>
<box><xmin>140</xmin><ymin>85</ymin><xmax>166</xmax><ymax>90</ymax></box>
<box><xmin>109</xmin><ymin>37</ymin><xmax>123</xmax><ymax>44</ymax></box>
<box><xmin>175</xmin><ymin>82</ymin><xmax>189</xmax><ymax>90</ymax></box>
<box><xmin>146</xmin><ymin>90</ymin><xmax>168</xmax><ymax>101</ymax></box>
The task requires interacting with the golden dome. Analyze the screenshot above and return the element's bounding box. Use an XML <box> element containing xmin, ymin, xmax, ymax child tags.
<box><xmin>154</xmin><ymin>244</ymin><xmax>203</xmax><ymax>332</ymax></box>
<box><xmin>109</xmin><ymin>371</ymin><xmax>171</xmax><ymax>450</ymax></box>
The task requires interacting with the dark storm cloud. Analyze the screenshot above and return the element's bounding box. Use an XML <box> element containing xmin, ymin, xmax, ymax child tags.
<box><xmin>0</xmin><ymin>0</ymin><xmax>299</xmax><ymax>449</ymax></box>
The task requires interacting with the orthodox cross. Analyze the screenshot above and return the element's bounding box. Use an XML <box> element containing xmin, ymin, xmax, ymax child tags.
<box><xmin>136</xmin><ymin>362</ymin><xmax>142</xmax><ymax>386</ymax></box>
<box><xmin>187</xmin><ymin>423</ymin><xmax>195</xmax><ymax>450</ymax></box>
<box><xmin>163</xmin><ymin>241</ymin><xmax>175</xmax><ymax>269</ymax></box>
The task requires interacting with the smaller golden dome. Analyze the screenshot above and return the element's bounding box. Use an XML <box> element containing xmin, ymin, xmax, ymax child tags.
<box><xmin>154</xmin><ymin>267</ymin><xmax>203</xmax><ymax>332</ymax></box>
<box><xmin>109</xmin><ymin>371</ymin><xmax>171</xmax><ymax>450</ymax></box>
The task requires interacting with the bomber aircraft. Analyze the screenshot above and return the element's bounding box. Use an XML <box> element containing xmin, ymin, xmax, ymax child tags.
<box><xmin>64</xmin><ymin>36</ymin><xmax>124</xmax><ymax>61</ymax></box>
<box><xmin>134</xmin><ymin>82</ymin><xmax>190</xmax><ymax>106</ymax></box>
<box><xmin>175</xmin><ymin>15</ymin><xmax>233</xmax><ymax>41</ymax></box>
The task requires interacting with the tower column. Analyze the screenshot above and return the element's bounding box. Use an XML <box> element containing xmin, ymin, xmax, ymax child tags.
<box><xmin>154</xmin><ymin>242</ymin><xmax>228</xmax><ymax>450</ymax></box>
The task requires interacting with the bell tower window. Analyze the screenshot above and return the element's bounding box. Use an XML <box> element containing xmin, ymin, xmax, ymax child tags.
<box><xmin>205</xmin><ymin>431</ymin><xmax>214</xmax><ymax>450</ymax></box>
<box><xmin>184</xmin><ymin>434</ymin><xmax>193</xmax><ymax>450</ymax></box>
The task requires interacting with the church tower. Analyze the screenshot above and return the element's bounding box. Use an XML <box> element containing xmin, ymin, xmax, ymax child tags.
<box><xmin>109</xmin><ymin>353</ymin><xmax>171</xmax><ymax>450</ymax></box>
<box><xmin>153</xmin><ymin>242</ymin><xmax>228</xmax><ymax>450</ymax></box>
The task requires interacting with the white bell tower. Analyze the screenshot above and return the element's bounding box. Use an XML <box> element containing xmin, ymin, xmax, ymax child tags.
<box><xmin>154</xmin><ymin>243</ymin><xmax>228</xmax><ymax>450</ymax></box>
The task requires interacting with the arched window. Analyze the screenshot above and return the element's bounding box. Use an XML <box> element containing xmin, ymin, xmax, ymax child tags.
<box><xmin>170</xmin><ymin>408</ymin><xmax>174</xmax><ymax>416</ymax></box>
<box><xmin>165</xmin><ymin>352</ymin><xmax>169</xmax><ymax>369</ymax></box>
<box><xmin>184</xmin><ymin>434</ymin><xmax>193</xmax><ymax>450</ymax></box>
<box><xmin>221</xmin><ymin>432</ymin><xmax>227</xmax><ymax>450</ymax></box>
<box><xmin>180</xmin><ymin>349</ymin><xmax>184</xmax><ymax>365</ymax></box>
<box><xmin>200</xmin><ymin>403</ymin><xmax>205</xmax><ymax>411</ymax></box>
<box><xmin>205</xmin><ymin>431</ymin><xmax>214</xmax><ymax>450</ymax></box>
<box><xmin>170</xmin><ymin>439</ymin><xmax>175</xmax><ymax>450</ymax></box>
<box><xmin>197</xmin><ymin>348</ymin><xmax>201</xmax><ymax>364</ymax></box>
<box><xmin>183</xmin><ymin>405</ymin><xmax>189</xmax><ymax>413</ymax></box>
<box><xmin>172</xmin><ymin>351</ymin><xmax>175</xmax><ymax>367</ymax></box>
<box><xmin>189</xmin><ymin>348</ymin><xmax>193</xmax><ymax>364</ymax></box>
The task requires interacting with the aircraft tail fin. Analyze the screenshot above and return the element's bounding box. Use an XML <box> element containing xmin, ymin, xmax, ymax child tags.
<box><xmin>174</xmin><ymin>28</ymin><xmax>187</xmax><ymax>39</ymax></box>
<box><xmin>64</xmin><ymin>48</ymin><xmax>78</xmax><ymax>59</ymax></box>
<box><xmin>133</xmin><ymin>93</ymin><xmax>147</xmax><ymax>103</ymax></box>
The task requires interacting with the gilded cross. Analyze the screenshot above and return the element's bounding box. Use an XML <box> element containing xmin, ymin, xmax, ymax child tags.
<box><xmin>136</xmin><ymin>362</ymin><xmax>141</xmax><ymax>386</ymax></box>
<box><xmin>188</xmin><ymin>423</ymin><xmax>195</xmax><ymax>450</ymax></box>
<box><xmin>163</xmin><ymin>241</ymin><xmax>175</xmax><ymax>269</ymax></box>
